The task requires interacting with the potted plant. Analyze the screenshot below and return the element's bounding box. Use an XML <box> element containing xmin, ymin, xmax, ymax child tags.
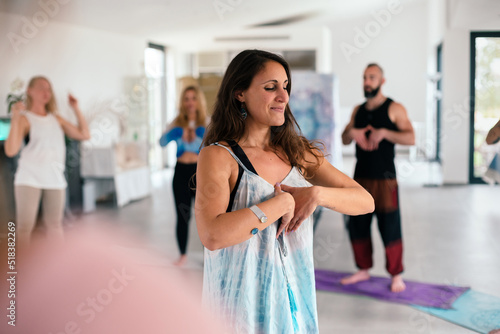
<box><xmin>6</xmin><ymin>78</ymin><xmax>25</xmax><ymax>114</ymax></box>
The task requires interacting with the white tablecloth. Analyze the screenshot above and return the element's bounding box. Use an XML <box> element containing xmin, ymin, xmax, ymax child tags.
<box><xmin>81</xmin><ymin>145</ymin><xmax>151</xmax><ymax>210</ymax></box>
<box><xmin>114</xmin><ymin>166</ymin><xmax>151</xmax><ymax>206</ymax></box>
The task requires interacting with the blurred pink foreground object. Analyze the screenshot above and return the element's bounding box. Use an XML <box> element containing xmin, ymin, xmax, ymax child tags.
<box><xmin>0</xmin><ymin>226</ymin><xmax>227</xmax><ymax>334</ymax></box>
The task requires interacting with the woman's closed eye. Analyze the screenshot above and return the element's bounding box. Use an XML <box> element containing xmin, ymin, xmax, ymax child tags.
<box><xmin>264</xmin><ymin>85</ymin><xmax>288</xmax><ymax>91</ymax></box>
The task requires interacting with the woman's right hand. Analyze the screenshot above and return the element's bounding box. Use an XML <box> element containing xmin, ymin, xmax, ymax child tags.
<box><xmin>274</xmin><ymin>183</ymin><xmax>295</xmax><ymax>237</ymax></box>
<box><xmin>11</xmin><ymin>101</ymin><xmax>25</xmax><ymax>119</ymax></box>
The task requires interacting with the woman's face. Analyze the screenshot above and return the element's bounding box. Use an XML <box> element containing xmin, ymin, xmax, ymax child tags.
<box><xmin>182</xmin><ymin>89</ymin><xmax>198</xmax><ymax>120</ymax></box>
<box><xmin>239</xmin><ymin>61</ymin><xmax>289</xmax><ymax>127</ymax></box>
<box><xmin>28</xmin><ymin>79</ymin><xmax>52</xmax><ymax>105</ymax></box>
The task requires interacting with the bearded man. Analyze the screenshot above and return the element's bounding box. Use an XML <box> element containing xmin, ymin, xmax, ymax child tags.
<box><xmin>341</xmin><ymin>63</ymin><xmax>415</xmax><ymax>293</ymax></box>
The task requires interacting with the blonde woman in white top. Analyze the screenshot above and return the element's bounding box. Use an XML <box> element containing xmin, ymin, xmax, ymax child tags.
<box><xmin>5</xmin><ymin>76</ymin><xmax>90</xmax><ymax>247</ymax></box>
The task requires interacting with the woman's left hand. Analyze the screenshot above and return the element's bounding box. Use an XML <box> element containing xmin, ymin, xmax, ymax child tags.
<box><xmin>279</xmin><ymin>184</ymin><xmax>318</xmax><ymax>233</ymax></box>
<box><xmin>68</xmin><ymin>94</ymin><xmax>79</xmax><ymax>110</ymax></box>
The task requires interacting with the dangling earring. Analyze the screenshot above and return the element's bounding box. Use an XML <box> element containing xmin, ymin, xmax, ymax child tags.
<box><xmin>240</xmin><ymin>102</ymin><xmax>247</xmax><ymax>120</ymax></box>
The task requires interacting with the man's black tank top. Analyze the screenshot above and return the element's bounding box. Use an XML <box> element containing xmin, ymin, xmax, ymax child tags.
<box><xmin>354</xmin><ymin>97</ymin><xmax>398</xmax><ymax>179</ymax></box>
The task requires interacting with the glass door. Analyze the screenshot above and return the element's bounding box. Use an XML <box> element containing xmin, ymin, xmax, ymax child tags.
<box><xmin>470</xmin><ymin>32</ymin><xmax>500</xmax><ymax>183</ymax></box>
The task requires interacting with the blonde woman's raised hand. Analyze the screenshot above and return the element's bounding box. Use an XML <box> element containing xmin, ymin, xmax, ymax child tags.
<box><xmin>11</xmin><ymin>101</ymin><xmax>26</xmax><ymax>119</ymax></box>
<box><xmin>68</xmin><ymin>94</ymin><xmax>79</xmax><ymax>110</ymax></box>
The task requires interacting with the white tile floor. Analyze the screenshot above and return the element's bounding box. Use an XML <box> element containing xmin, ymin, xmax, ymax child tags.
<box><xmin>75</xmin><ymin>156</ymin><xmax>500</xmax><ymax>333</ymax></box>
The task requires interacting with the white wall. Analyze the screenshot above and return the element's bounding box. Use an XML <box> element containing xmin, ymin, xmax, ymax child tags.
<box><xmin>328</xmin><ymin>0</ymin><xmax>428</xmax><ymax>154</ymax></box>
<box><xmin>440</xmin><ymin>28</ymin><xmax>470</xmax><ymax>183</ymax></box>
<box><xmin>1</xmin><ymin>11</ymin><xmax>146</xmax><ymax>121</ymax></box>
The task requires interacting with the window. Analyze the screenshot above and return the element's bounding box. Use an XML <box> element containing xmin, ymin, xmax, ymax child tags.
<box><xmin>145</xmin><ymin>43</ymin><xmax>166</xmax><ymax>171</ymax></box>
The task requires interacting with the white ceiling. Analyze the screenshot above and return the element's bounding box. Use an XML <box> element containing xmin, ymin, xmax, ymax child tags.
<box><xmin>1</xmin><ymin>0</ymin><xmax>499</xmax><ymax>43</ymax></box>
<box><xmin>1</xmin><ymin>0</ymin><xmax>420</xmax><ymax>38</ymax></box>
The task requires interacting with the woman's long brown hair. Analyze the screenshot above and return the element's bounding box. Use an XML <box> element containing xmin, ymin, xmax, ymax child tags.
<box><xmin>202</xmin><ymin>49</ymin><xmax>324</xmax><ymax>178</ymax></box>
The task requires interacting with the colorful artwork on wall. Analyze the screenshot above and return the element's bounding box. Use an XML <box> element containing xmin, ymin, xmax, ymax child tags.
<box><xmin>289</xmin><ymin>71</ymin><xmax>341</xmax><ymax>166</ymax></box>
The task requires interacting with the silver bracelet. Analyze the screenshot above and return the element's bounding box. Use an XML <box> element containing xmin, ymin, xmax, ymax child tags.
<box><xmin>249</xmin><ymin>205</ymin><xmax>268</xmax><ymax>223</ymax></box>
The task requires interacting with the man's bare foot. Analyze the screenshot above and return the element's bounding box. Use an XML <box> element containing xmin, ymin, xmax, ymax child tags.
<box><xmin>340</xmin><ymin>270</ymin><xmax>370</xmax><ymax>285</ymax></box>
<box><xmin>488</xmin><ymin>330</ymin><xmax>500</xmax><ymax>334</ymax></box>
<box><xmin>391</xmin><ymin>274</ymin><xmax>406</xmax><ymax>292</ymax></box>
<box><xmin>174</xmin><ymin>255</ymin><xmax>187</xmax><ymax>267</ymax></box>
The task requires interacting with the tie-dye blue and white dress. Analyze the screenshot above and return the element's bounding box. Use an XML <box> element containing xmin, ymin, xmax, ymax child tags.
<box><xmin>202</xmin><ymin>142</ymin><xmax>319</xmax><ymax>334</ymax></box>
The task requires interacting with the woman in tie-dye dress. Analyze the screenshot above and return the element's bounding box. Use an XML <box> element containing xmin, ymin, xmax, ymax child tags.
<box><xmin>195</xmin><ymin>50</ymin><xmax>374</xmax><ymax>334</ymax></box>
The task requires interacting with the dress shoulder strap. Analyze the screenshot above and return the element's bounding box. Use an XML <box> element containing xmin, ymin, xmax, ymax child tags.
<box><xmin>226</xmin><ymin>140</ymin><xmax>258</xmax><ymax>175</ymax></box>
<box><xmin>212</xmin><ymin>141</ymin><xmax>255</xmax><ymax>213</ymax></box>
<box><xmin>212</xmin><ymin>141</ymin><xmax>258</xmax><ymax>175</ymax></box>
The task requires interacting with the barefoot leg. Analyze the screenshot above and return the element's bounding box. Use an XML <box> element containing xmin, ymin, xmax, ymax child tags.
<box><xmin>340</xmin><ymin>269</ymin><xmax>370</xmax><ymax>285</ymax></box>
<box><xmin>174</xmin><ymin>254</ymin><xmax>187</xmax><ymax>267</ymax></box>
<box><xmin>390</xmin><ymin>274</ymin><xmax>406</xmax><ymax>292</ymax></box>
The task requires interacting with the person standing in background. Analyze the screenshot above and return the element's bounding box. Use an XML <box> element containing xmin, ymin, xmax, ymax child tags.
<box><xmin>4</xmin><ymin>76</ymin><xmax>90</xmax><ymax>247</ymax></box>
<box><xmin>483</xmin><ymin>118</ymin><xmax>500</xmax><ymax>184</ymax></box>
<box><xmin>341</xmin><ymin>64</ymin><xmax>415</xmax><ymax>292</ymax></box>
<box><xmin>483</xmin><ymin>121</ymin><xmax>500</xmax><ymax>333</ymax></box>
<box><xmin>486</xmin><ymin>119</ymin><xmax>500</xmax><ymax>145</ymax></box>
<box><xmin>159</xmin><ymin>85</ymin><xmax>208</xmax><ymax>266</ymax></box>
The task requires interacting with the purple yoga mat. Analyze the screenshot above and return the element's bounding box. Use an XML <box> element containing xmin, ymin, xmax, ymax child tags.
<box><xmin>315</xmin><ymin>269</ymin><xmax>470</xmax><ymax>309</ymax></box>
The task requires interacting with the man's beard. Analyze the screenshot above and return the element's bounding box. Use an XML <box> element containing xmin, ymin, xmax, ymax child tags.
<box><xmin>364</xmin><ymin>85</ymin><xmax>380</xmax><ymax>98</ymax></box>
